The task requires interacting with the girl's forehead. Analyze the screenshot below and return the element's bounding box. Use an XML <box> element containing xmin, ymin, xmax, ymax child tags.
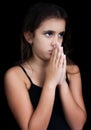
<box><xmin>38</xmin><ymin>18</ymin><xmax>66</xmax><ymax>30</ymax></box>
<box><xmin>41</xmin><ymin>18</ymin><xmax>65</xmax><ymax>25</ymax></box>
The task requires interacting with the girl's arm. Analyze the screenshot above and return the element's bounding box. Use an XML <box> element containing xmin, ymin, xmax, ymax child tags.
<box><xmin>4</xmin><ymin>46</ymin><xmax>63</xmax><ymax>130</ymax></box>
<box><xmin>58</xmin><ymin>65</ymin><xmax>87</xmax><ymax>130</ymax></box>
<box><xmin>4</xmin><ymin>67</ymin><xmax>56</xmax><ymax>130</ymax></box>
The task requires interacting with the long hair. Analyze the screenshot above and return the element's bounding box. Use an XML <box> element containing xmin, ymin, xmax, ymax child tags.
<box><xmin>20</xmin><ymin>2</ymin><xmax>73</xmax><ymax>64</ymax></box>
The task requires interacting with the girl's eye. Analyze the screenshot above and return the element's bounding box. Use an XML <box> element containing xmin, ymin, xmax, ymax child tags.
<box><xmin>43</xmin><ymin>31</ymin><xmax>65</xmax><ymax>38</ymax></box>
<box><xmin>44</xmin><ymin>31</ymin><xmax>53</xmax><ymax>37</ymax></box>
<box><xmin>58</xmin><ymin>32</ymin><xmax>65</xmax><ymax>38</ymax></box>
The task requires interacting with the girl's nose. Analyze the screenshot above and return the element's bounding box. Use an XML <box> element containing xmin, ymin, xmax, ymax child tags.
<box><xmin>51</xmin><ymin>41</ymin><xmax>60</xmax><ymax>48</ymax></box>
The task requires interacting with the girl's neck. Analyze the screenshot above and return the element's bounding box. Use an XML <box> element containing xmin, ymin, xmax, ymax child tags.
<box><xmin>27</xmin><ymin>57</ymin><xmax>49</xmax><ymax>70</ymax></box>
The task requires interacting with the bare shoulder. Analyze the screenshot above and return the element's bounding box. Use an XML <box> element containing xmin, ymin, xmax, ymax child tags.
<box><xmin>4</xmin><ymin>66</ymin><xmax>30</xmax><ymax>90</ymax></box>
<box><xmin>4</xmin><ymin>66</ymin><xmax>23</xmax><ymax>81</ymax></box>
<box><xmin>66</xmin><ymin>64</ymin><xmax>81</xmax><ymax>83</ymax></box>
<box><xmin>4</xmin><ymin>66</ymin><xmax>20</xmax><ymax>81</ymax></box>
<box><xmin>67</xmin><ymin>64</ymin><xmax>80</xmax><ymax>75</ymax></box>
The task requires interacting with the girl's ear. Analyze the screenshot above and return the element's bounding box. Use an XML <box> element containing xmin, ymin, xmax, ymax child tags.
<box><xmin>24</xmin><ymin>31</ymin><xmax>33</xmax><ymax>45</ymax></box>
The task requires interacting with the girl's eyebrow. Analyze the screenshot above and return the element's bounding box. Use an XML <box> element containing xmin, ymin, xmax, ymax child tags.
<box><xmin>59</xmin><ymin>31</ymin><xmax>65</xmax><ymax>35</ymax></box>
<box><xmin>43</xmin><ymin>30</ymin><xmax>54</xmax><ymax>33</ymax></box>
<box><xmin>43</xmin><ymin>30</ymin><xmax>65</xmax><ymax>34</ymax></box>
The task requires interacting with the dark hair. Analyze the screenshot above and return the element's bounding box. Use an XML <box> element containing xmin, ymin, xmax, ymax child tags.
<box><xmin>20</xmin><ymin>2</ymin><xmax>73</xmax><ymax>64</ymax></box>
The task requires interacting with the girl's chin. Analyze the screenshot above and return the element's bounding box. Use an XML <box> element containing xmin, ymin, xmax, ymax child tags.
<box><xmin>41</xmin><ymin>53</ymin><xmax>51</xmax><ymax>61</ymax></box>
<box><xmin>43</xmin><ymin>56</ymin><xmax>51</xmax><ymax>61</ymax></box>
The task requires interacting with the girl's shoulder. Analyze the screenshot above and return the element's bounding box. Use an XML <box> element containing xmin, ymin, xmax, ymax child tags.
<box><xmin>66</xmin><ymin>64</ymin><xmax>80</xmax><ymax>75</ymax></box>
<box><xmin>66</xmin><ymin>56</ymin><xmax>80</xmax><ymax>75</ymax></box>
<box><xmin>4</xmin><ymin>66</ymin><xmax>22</xmax><ymax>80</ymax></box>
<box><xmin>66</xmin><ymin>64</ymin><xmax>80</xmax><ymax>84</ymax></box>
<box><xmin>4</xmin><ymin>65</ymin><xmax>31</xmax><ymax>90</ymax></box>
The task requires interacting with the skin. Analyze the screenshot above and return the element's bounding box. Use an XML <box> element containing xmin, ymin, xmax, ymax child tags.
<box><xmin>4</xmin><ymin>18</ymin><xmax>87</xmax><ymax>130</ymax></box>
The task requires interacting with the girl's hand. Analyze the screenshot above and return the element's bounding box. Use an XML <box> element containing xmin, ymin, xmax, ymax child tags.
<box><xmin>44</xmin><ymin>45</ymin><xmax>66</xmax><ymax>88</ymax></box>
<box><xmin>58</xmin><ymin>53</ymin><xmax>66</xmax><ymax>86</ymax></box>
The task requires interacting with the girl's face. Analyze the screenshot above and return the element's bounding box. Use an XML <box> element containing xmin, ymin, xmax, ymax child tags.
<box><xmin>31</xmin><ymin>18</ymin><xmax>66</xmax><ymax>61</ymax></box>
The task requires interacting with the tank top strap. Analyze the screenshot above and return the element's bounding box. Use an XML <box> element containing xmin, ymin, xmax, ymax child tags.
<box><xmin>18</xmin><ymin>65</ymin><xmax>32</xmax><ymax>84</ymax></box>
<box><xmin>18</xmin><ymin>65</ymin><xmax>69</xmax><ymax>86</ymax></box>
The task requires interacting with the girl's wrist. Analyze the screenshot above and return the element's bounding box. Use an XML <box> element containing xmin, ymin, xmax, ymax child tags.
<box><xmin>58</xmin><ymin>79</ymin><xmax>68</xmax><ymax>88</ymax></box>
<box><xmin>43</xmin><ymin>80</ymin><xmax>57</xmax><ymax>90</ymax></box>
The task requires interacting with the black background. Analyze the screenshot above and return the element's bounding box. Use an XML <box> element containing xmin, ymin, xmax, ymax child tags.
<box><xmin>0</xmin><ymin>0</ymin><xmax>91</xmax><ymax>129</ymax></box>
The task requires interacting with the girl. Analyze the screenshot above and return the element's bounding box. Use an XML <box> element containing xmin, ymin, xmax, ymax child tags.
<box><xmin>4</xmin><ymin>2</ymin><xmax>87</xmax><ymax>130</ymax></box>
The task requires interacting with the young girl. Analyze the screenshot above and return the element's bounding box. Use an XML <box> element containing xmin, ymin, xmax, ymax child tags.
<box><xmin>4</xmin><ymin>2</ymin><xmax>87</xmax><ymax>130</ymax></box>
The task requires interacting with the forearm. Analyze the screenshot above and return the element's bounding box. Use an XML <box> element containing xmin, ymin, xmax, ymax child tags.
<box><xmin>28</xmin><ymin>82</ymin><xmax>56</xmax><ymax>130</ymax></box>
<box><xmin>59</xmin><ymin>81</ymin><xmax>86</xmax><ymax>130</ymax></box>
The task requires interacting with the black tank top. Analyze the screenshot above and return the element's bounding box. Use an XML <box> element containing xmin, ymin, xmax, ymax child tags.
<box><xmin>19</xmin><ymin>65</ymin><xmax>71</xmax><ymax>130</ymax></box>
